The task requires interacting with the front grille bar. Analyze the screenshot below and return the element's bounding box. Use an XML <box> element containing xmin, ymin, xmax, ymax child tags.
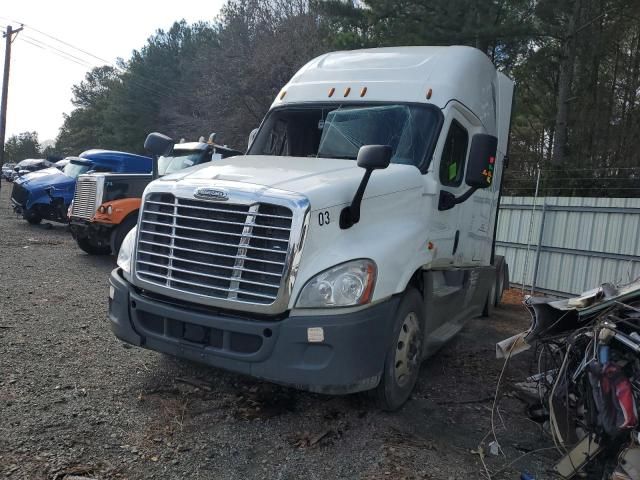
<box><xmin>139</xmin><ymin>228</ymin><xmax>288</xmax><ymax>254</ymax></box>
<box><xmin>138</xmin><ymin>240</ymin><xmax>287</xmax><ymax>266</ymax></box>
<box><xmin>141</xmin><ymin>219</ymin><xmax>289</xmax><ymax>242</ymax></box>
<box><xmin>146</xmin><ymin>210</ymin><xmax>292</xmax><ymax>231</ymax></box>
<box><xmin>136</xmin><ymin>250</ymin><xmax>281</xmax><ymax>277</ymax></box>
<box><xmin>229</xmin><ymin>204</ymin><xmax>260</xmax><ymax>300</ymax></box>
<box><xmin>137</xmin><ymin>270</ymin><xmax>277</xmax><ymax>300</ymax></box>
<box><xmin>146</xmin><ymin>200</ymin><xmax>292</xmax><ymax>219</ymax></box>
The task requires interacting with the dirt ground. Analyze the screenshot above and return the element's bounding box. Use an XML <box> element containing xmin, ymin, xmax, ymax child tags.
<box><xmin>0</xmin><ymin>182</ymin><xmax>559</xmax><ymax>479</ymax></box>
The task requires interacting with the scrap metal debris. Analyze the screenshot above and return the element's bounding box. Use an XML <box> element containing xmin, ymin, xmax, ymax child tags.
<box><xmin>498</xmin><ymin>278</ymin><xmax>640</xmax><ymax>479</ymax></box>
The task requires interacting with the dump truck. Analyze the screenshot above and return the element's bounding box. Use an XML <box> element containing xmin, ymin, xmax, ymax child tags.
<box><xmin>109</xmin><ymin>46</ymin><xmax>513</xmax><ymax>410</ymax></box>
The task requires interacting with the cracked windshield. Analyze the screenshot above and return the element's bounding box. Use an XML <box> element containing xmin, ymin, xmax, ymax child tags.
<box><xmin>249</xmin><ymin>104</ymin><xmax>440</xmax><ymax>168</ymax></box>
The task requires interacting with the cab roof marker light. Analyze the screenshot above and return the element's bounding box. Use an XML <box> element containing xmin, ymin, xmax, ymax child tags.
<box><xmin>279</xmin><ymin>90</ymin><xmax>287</xmax><ymax>100</ymax></box>
<box><xmin>426</xmin><ymin>88</ymin><xmax>433</xmax><ymax>100</ymax></box>
<box><xmin>360</xmin><ymin>87</ymin><xmax>367</xmax><ymax>97</ymax></box>
<box><xmin>328</xmin><ymin>87</ymin><xmax>335</xmax><ymax>97</ymax></box>
<box><xmin>344</xmin><ymin>87</ymin><xmax>351</xmax><ymax>97</ymax></box>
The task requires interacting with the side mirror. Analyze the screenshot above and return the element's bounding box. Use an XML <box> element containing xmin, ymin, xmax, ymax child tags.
<box><xmin>465</xmin><ymin>134</ymin><xmax>498</xmax><ymax>189</ymax></box>
<box><xmin>144</xmin><ymin>132</ymin><xmax>174</xmax><ymax>157</ymax></box>
<box><xmin>144</xmin><ymin>132</ymin><xmax>174</xmax><ymax>180</ymax></box>
<box><xmin>340</xmin><ymin>145</ymin><xmax>392</xmax><ymax>229</ymax></box>
<box><xmin>356</xmin><ymin>145</ymin><xmax>392</xmax><ymax>170</ymax></box>
<box><xmin>248</xmin><ymin>128</ymin><xmax>259</xmax><ymax>150</ymax></box>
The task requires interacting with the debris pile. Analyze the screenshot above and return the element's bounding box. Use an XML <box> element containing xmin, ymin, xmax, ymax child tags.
<box><xmin>499</xmin><ymin>279</ymin><xmax>640</xmax><ymax>479</ymax></box>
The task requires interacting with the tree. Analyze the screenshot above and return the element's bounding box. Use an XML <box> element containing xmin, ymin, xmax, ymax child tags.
<box><xmin>4</xmin><ymin>131</ymin><xmax>41</xmax><ymax>163</ymax></box>
<box><xmin>50</xmin><ymin>0</ymin><xmax>640</xmax><ymax>196</ymax></box>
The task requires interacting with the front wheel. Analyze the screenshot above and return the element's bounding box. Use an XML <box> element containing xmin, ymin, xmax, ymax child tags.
<box><xmin>24</xmin><ymin>210</ymin><xmax>42</xmax><ymax>225</ymax></box>
<box><xmin>110</xmin><ymin>215</ymin><xmax>138</xmax><ymax>256</ymax></box>
<box><xmin>75</xmin><ymin>236</ymin><xmax>111</xmax><ymax>255</ymax></box>
<box><xmin>371</xmin><ymin>288</ymin><xmax>424</xmax><ymax>411</ymax></box>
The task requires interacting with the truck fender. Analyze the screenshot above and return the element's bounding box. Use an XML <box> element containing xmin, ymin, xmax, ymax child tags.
<box><xmin>94</xmin><ymin>198</ymin><xmax>142</xmax><ymax>224</ymax></box>
<box><xmin>25</xmin><ymin>193</ymin><xmax>53</xmax><ymax>210</ymax></box>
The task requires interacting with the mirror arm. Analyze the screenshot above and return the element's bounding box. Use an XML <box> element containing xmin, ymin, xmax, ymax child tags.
<box><xmin>438</xmin><ymin>187</ymin><xmax>478</xmax><ymax>211</ymax></box>
<box><xmin>151</xmin><ymin>155</ymin><xmax>159</xmax><ymax>180</ymax></box>
<box><xmin>340</xmin><ymin>168</ymin><xmax>373</xmax><ymax>229</ymax></box>
<box><xmin>455</xmin><ymin>187</ymin><xmax>478</xmax><ymax>204</ymax></box>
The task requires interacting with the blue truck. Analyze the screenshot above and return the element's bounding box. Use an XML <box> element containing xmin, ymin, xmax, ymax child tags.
<box><xmin>10</xmin><ymin>149</ymin><xmax>151</xmax><ymax>225</ymax></box>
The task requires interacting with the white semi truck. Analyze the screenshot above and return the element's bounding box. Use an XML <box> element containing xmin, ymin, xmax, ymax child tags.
<box><xmin>109</xmin><ymin>46</ymin><xmax>513</xmax><ymax>410</ymax></box>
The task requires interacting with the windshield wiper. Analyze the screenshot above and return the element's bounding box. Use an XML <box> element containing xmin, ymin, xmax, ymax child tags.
<box><xmin>317</xmin><ymin>154</ymin><xmax>357</xmax><ymax>160</ymax></box>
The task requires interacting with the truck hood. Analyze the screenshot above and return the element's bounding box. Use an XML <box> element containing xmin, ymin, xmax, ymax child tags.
<box><xmin>15</xmin><ymin>167</ymin><xmax>75</xmax><ymax>190</ymax></box>
<box><xmin>160</xmin><ymin>155</ymin><xmax>422</xmax><ymax>210</ymax></box>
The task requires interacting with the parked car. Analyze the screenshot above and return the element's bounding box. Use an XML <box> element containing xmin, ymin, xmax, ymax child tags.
<box><xmin>55</xmin><ymin>159</ymin><xmax>70</xmax><ymax>170</ymax></box>
<box><xmin>109</xmin><ymin>46</ymin><xmax>513</xmax><ymax>411</ymax></box>
<box><xmin>10</xmin><ymin>150</ymin><xmax>152</xmax><ymax>225</ymax></box>
<box><xmin>69</xmin><ymin>137</ymin><xmax>241</xmax><ymax>255</ymax></box>
<box><xmin>1</xmin><ymin>163</ymin><xmax>16</xmax><ymax>180</ymax></box>
<box><xmin>9</xmin><ymin>159</ymin><xmax>53</xmax><ymax>182</ymax></box>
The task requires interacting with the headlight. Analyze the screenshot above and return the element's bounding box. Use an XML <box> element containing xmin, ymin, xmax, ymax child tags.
<box><xmin>296</xmin><ymin>259</ymin><xmax>377</xmax><ymax>308</ymax></box>
<box><xmin>116</xmin><ymin>226</ymin><xmax>137</xmax><ymax>274</ymax></box>
<box><xmin>98</xmin><ymin>205</ymin><xmax>106</xmax><ymax>213</ymax></box>
<box><xmin>106</xmin><ymin>205</ymin><xmax>113</xmax><ymax>215</ymax></box>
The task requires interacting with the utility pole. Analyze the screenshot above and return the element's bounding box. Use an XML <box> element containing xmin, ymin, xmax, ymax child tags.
<box><xmin>0</xmin><ymin>24</ymin><xmax>24</xmax><ymax>192</ymax></box>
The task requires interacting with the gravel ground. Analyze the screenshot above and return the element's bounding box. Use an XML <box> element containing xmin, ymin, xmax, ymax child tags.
<box><xmin>0</xmin><ymin>182</ymin><xmax>558</xmax><ymax>479</ymax></box>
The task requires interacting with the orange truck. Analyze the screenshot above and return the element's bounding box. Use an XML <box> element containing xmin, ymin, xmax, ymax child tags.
<box><xmin>68</xmin><ymin>139</ymin><xmax>241</xmax><ymax>255</ymax></box>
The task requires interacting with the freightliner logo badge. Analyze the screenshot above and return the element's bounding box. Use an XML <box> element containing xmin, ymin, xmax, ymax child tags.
<box><xmin>194</xmin><ymin>187</ymin><xmax>229</xmax><ymax>201</ymax></box>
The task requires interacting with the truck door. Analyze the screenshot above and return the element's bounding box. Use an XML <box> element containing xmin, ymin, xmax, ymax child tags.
<box><xmin>426</xmin><ymin>108</ymin><xmax>473</xmax><ymax>267</ymax></box>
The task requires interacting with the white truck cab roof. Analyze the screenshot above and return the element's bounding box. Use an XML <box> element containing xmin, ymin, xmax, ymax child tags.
<box><xmin>275</xmin><ymin>46</ymin><xmax>504</xmax><ymax>138</ymax></box>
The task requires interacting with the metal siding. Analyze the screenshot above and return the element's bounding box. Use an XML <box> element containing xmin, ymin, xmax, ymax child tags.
<box><xmin>496</xmin><ymin>196</ymin><xmax>640</xmax><ymax>296</ymax></box>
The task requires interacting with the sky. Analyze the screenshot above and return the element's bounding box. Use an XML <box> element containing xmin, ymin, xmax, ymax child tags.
<box><xmin>0</xmin><ymin>0</ymin><xmax>226</xmax><ymax>143</ymax></box>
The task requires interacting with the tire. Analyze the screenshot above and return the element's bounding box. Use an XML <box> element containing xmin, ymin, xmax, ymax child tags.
<box><xmin>482</xmin><ymin>281</ymin><xmax>496</xmax><ymax>317</ymax></box>
<box><xmin>110</xmin><ymin>214</ymin><xmax>138</xmax><ymax>256</ymax></box>
<box><xmin>494</xmin><ymin>256</ymin><xmax>508</xmax><ymax>307</ymax></box>
<box><xmin>75</xmin><ymin>236</ymin><xmax>111</xmax><ymax>255</ymax></box>
<box><xmin>371</xmin><ymin>288</ymin><xmax>424</xmax><ymax>411</ymax></box>
<box><xmin>24</xmin><ymin>210</ymin><xmax>42</xmax><ymax>225</ymax></box>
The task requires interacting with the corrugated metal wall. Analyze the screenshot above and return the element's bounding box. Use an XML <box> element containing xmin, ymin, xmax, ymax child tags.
<box><xmin>496</xmin><ymin>197</ymin><xmax>640</xmax><ymax>296</ymax></box>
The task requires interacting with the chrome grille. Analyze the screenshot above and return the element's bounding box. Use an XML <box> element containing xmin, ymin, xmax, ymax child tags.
<box><xmin>71</xmin><ymin>177</ymin><xmax>98</xmax><ymax>220</ymax></box>
<box><xmin>136</xmin><ymin>193</ymin><xmax>294</xmax><ymax>306</ymax></box>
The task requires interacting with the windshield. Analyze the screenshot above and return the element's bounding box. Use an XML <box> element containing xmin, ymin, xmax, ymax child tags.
<box><xmin>248</xmin><ymin>103</ymin><xmax>442</xmax><ymax>168</ymax></box>
<box><xmin>63</xmin><ymin>162</ymin><xmax>91</xmax><ymax>179</ymax></box>
<box><xmin>158</xmin><ymin>151</ymin><xmax>207</xmax><ymax>175</ymax></box>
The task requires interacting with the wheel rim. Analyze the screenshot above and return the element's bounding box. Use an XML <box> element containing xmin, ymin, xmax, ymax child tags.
<box><xmin>394</xmin><ymin>312</ymin><xmax>421</xmax><ymax>388</ymax></box>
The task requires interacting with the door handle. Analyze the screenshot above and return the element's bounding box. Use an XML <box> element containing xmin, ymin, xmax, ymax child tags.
<box><xmin>453</xmin><ymin>230</ymin><xmax>460</xmax><ymax>255</ymax></box>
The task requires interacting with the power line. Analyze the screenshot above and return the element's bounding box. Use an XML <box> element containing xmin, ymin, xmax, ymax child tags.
<box><xmin>18</xmin><ymin>36</ymin><xmax>96</xmax><ymax>70</ymax></box>
<box><xmin>1</xmin><ymin>17</ymin><xmax>188</xmax><ymax>99</ymax></box>
<box><xmin>16</xmin><ymin>35</ymin><xmax>178</xmax><ymax>103</ymax></box>
<box><xmin>0</xmin><ymin>15</ymin><xmax>188</xmax><ymax>100</ymax></box>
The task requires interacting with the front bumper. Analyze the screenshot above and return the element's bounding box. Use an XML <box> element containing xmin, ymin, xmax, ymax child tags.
<box><xmin>108</xmin><ymin>268</ymin><xmax>399</xmax><ymax>394</ymax></box>
<box><xmin>10</xmin><ymin>198</ymin><xmax>24</xmax><ymax>214</ymax></box>
<box><xmin>70</xmin><ymin>219</ymin><xmax>114</xmax><ymax>240</ymax></box>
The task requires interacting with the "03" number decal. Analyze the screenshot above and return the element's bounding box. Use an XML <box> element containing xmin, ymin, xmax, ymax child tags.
<box><xmin>318</xmin><ymin>211</ymin><xmax>330</xmax><ymax>226</ymax></box>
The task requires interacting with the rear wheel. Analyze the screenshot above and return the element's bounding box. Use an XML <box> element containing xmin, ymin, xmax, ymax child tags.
<box><xmin>371</xmin><ymin>288</ymin><xmax>424</xmax><ymax>411</ymax></box>
<box><xmin>494</xmin><ymin>256</ymin><xmax>508</xmax><ymax>307</ymax></box>
<box><xmin>482</xmin><ymin>281</ymin><xmax>496</xmax><ymax>317</ymax></box>
<box><xmin>75</xmin><ymin>236</ymin><xmax>111</xmax><ymax>255</ymax></box>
